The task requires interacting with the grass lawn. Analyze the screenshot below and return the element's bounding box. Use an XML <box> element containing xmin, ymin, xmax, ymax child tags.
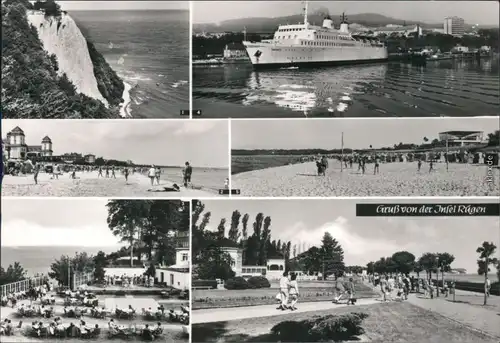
<box><xmin>192</xmin><ymin>301</ymin><xmax>498</xmax><ymax>343</ymax></box>
<box><xmin>193</xmin><ymin>282</ymin><xmax>378</xmax><ymax>309</ymax></box>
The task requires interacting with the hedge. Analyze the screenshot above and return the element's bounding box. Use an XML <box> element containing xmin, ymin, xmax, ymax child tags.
<box><xmin>247</xmin><ymin>276</ymin><xmax>271</xmax><ymax>289</ymax></box>
<box><xmin>271</xmin><ymin>312</ymin><xmax>369</xmax><ymax>342</ymax></box>
<box><xmin>225</xmin><ymin>277</ymin><xmax>248</xmax><ymax>290</ymax></box>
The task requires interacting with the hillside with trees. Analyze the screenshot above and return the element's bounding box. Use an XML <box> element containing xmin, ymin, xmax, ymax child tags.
<box><xmin>1</xmin><ymin>0</ymin><xmax>124</xmax><ymax>118</ymax></box>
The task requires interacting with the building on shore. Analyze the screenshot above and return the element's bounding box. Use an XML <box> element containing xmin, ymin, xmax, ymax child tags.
<box><xmin>373</xmin><ymin>24</ymin><xmax>422</xmax><ymax>37</ymax></box>
<box><xmin>2</xmin><ymin>126</ymin><xmax>53</xmax><ymax>160</ymax></box>
<box><xmin>84</xmin><ymin>154</ymin><xmax>96</xmax><ymax>164</ymax></box>
<box><xmin>155</xmin><ymin>231</ymin><xmax>190</xmax><ymax>290</ymax></box>
<box><xmin>217</xmin><ymin>239</ymin><xmax>320</xmax><ymax>281</ymax></box>
<box><xmin>223</xmin><ymin>42</ymin><xmax>248</xmax><ymax>60</ymax></box>
<box><xmin>444</xmin><ymin>16</ymin><xmax>465</xmax><ymax>36</ymax></box>
<box><xmin>438</xmin><ymin>131</ymin><xmax>485</xmax><ymax>147</ymax></box>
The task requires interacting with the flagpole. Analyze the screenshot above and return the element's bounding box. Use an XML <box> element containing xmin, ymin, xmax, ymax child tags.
<box><xmin>446</xmin><ymin>138</ymin><xmax>449</xmax><ymax>171</ymax></box>
<box><xmin>341</xmin><ymin>132</ymin><xmax>344</xmax><ymax>172</ymax></box>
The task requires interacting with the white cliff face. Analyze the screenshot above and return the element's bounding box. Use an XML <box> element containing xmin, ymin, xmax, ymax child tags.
<box><xmin>27</xmin><ymin>12</ymin><xmax>109</xmax><ymax>106</ymax></box>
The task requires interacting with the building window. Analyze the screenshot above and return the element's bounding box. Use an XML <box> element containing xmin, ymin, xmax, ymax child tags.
<box><xmin>182</xmin><ymin>253</ymin><xmax>188</xmax><ymax>261</ymax></box>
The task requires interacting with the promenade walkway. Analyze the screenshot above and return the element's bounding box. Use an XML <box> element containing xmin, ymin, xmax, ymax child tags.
<box><xmin>191</xmin><ymin>298</ymin><xmax>379</xmax><ymax>324</ymax></box>
<box><xmin>365</xmin><ymin>280</ymin><xmax>500</xmax><ymax>339</ymax></box>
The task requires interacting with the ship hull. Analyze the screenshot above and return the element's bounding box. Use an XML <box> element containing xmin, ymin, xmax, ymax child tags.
<box><xmin>244</xmin><ymin>42</ymin><xmax>389</xmax><ymax>69</ymax></box>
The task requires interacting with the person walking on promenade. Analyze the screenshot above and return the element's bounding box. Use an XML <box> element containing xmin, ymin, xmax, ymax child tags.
<box><xmin>277</xmin><ymin>271</ymin><xmax>290</xmax><ymax>311</ymax></box>
<box><xmin>288</xmin><ymin>273</ymin><xmax>299</xmax><ymax>311</ymax></box>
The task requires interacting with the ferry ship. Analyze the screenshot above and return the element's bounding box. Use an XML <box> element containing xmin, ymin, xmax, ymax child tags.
<box><xmin>242</xmin><ymin>2</ymin><xmax>388</xmax><ymax>69</ymax></box>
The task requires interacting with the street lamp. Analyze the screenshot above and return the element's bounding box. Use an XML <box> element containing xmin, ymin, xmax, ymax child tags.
<box><xmin>435</xmin><ymin>256</ymin><xmax>440</xmax><ymax>297</ymax></box>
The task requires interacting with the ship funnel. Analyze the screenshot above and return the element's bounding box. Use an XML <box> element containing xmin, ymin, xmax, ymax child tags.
<box><xmin>322</xmin><ymin>17</ymin><xmax>334</xmax><ymax>29</ymax></box>
<box><xmin>339</xmin><ymin>23</ymin><xmax>349</xmax><ymax>33</ymax></box>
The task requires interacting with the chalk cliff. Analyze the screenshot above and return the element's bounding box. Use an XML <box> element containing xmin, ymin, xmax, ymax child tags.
<box><xmin>27</xmin><ymin>12</ymin><xmax>109</xmax><ymax>106</ymax></box>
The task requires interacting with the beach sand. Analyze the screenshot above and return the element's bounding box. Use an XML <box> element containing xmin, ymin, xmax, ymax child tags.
<box><xmin>1</xmin><ymin>171</ymin><xmax>221</xmax><ymax>197</ymax></box>
<box><xmin>232</xmin><ymin>160</ymin><xmax>500</xmax><ymax>197</ymax></box>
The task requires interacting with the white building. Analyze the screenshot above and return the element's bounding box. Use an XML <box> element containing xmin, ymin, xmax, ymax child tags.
<box><xmin>2</xmin><ymin>126</ymin><xmax>53</xmax><ymax>160</ymax></box>
<box><xmin>155</xmin><ymin>232</ymin><xmax>190</xmax><ymax>290</ymax></box>
<box><xmin>84</xmin><ymin>154</ymin><xmax>96</xmax><ymax>164</ymax></box>
<box><xmin>444</xmin><ymin>16</ymin><xmax>465</xmax><ymax>36</ymax></box>
<box><xmin>451</xmin><ymin>45</ymin><xmax>469</xmax><ymax>53</ymax></box>
<box><xmin>438</xmin><ymin>131</ymin><xmax>485</xmax><ymax>147</ymax></box>
<box><xmin>223</xmin><ymin>43</ymin><xmax>248</xmax><ymax>59</ymax></box>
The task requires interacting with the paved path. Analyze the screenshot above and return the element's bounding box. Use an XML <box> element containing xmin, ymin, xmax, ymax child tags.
<box><xmin>192</xmin><ymin>298</ymin><xmax>379</xmax><ymax>324</ymax></box>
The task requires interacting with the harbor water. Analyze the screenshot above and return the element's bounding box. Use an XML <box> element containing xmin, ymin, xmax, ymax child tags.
<box><xmin>193</xmin><ymin>57</ymin><xmax>499</xmax><ymax>118</ymax></box>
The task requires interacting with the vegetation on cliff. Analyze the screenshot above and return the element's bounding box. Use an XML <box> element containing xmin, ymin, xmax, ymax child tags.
<box><xmin>1</xmin><ymin>0</ymin><xmax>123</xmax><ymax>118</ymax></box>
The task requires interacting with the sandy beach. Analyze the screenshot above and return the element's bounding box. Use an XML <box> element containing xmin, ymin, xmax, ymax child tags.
<box><xmin>1</xmin><ymin>171</ymin><xmax>222</xmax><ymax>197</ymax></box>
<box><xmin>232</xmin><ymin>160</ymin><xmax>500</xmax><ymax>197</ymax></box>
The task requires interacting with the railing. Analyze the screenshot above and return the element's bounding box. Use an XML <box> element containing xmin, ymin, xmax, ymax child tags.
<box><xmin>0</xmin><ymin>277</ymin><xmax>46</xmax><ymax>297</ymax></box>
<box><xmin>72</xmin><ymin>272</ymin><xmax>93</xmax><ymax>290</ymax></box>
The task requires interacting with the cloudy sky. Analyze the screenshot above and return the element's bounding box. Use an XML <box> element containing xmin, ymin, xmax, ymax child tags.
<box><xmin>200</xmin><ymin>199</ymin><xmax>500</xmax><ymax>273</ymax></box>
<box><xmin>193</xmin><ymin>1</ymin><xmax>499</xmax><ymax>26</ymax></box>
<box><xmin>2</xmin><ymin>199</ymin><xmax>120</xmax><ymax>247</ymax></box>
<box><xmin>232</xmin><ymin>118</ymin><xmax>498</xmax><ymax>150</ymax></box>
<box><xmin>2</xmin><ymin>120</ymin><xmax>228</xmax><ymax>168</ymax></box>
<box><xmin>59</xmin><ymin>1</ymin><xmax>188</xmax><ymax>11</ymax></box>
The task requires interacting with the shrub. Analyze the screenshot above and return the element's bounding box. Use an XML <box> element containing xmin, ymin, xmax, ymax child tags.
<box><xmin>225</xmin><ymin>277</ymin><xmax>249</xmax><ymax>290</ymax></box>
<box><xmin>271</xmin><ymin>312</ymin><xmax>369</xmax><ymax>342</ymax></box>
<box><xmin>247</xmin><ymin>276</ymin><xmax>271</xmax><ymax>289</ymax></box>
<box><xmin>192</xmin><ymin>280</ymin><xmax>217</xmax><ymax>289</ymax></box>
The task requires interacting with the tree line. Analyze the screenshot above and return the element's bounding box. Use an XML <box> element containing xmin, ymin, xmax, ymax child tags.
<box><xmin>232</xmin><ymin>131</ymin><xmax>499</xmax><ymax>157</ymax></box>
<box><xmin>192</xmin><ymin>200</ymin><xmax>346</xmax><ymax>280</ymax></box>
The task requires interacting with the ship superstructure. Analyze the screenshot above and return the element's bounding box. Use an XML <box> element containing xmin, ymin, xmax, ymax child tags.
<box><xmin>242</xmin><ymin>2</ymin><xmax>388</xmax><ymax>68</ymax></box>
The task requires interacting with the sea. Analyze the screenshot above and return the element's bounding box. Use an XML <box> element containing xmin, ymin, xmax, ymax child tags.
<box><xmin>193</xmin><ymin>57</ymin><xmax>499</xmax><ymax>118</ymax></box>
<box><xmin>1</xmin><ymin>246</ymin><xmax>118</xmax><ymax>277</ymax></box>
<box><xmin>71</xmin><ymin>10</ymin><xmax>189</xmax><ymax>118</ymax></box>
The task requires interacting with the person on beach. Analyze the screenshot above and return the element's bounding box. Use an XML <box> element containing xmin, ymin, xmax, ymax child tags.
<box><xmin>380</xmin><ymin>276</ymin><xmax>390</xmax><ymax>301</ymax></box>
<box><xmin>277</xmin><ymin>271</ymin><xmax>290</xmax><ymax>310</ymax></box>
<box><xmin>111</xmin><ymin>166</ymin><xmax>116</xmax><ymax>179</ymax></box>
<box><xmin>183</xmin><ymin>162</ymin><xmax>192</xmax><ymax>188</ymax></box>
<box><xmin>155</xmin><ymin>167</ymin><xmax>161</xmax><ymax>185</ymax></box>
<box><xmin>105</xmin><ymin>166</ymin><xmax>110</xmax><ymax>178</ymax></box>
<box><xmin>417</xmin><ymin>159</ymin><xmax>422</xmax><ymax>172</ymax></box>
<box><xmin>52</xmin><ymin>164</ymin><xmax>60</xmax><ymax>179</ymax></box>
<box><xmin>361</xmin><ymin>157</ymin><xmax>366</xmax><ymax>174</ymax></box>
<box><xmin>33</xmin><ymin>163</ymin><xmax>40</xmax><ymax>185</ymax></box>
<box><xmin>288</xmin><ymin>273</ymin><xmax>299</xmax><ymax>311</ymax></box>
<box><xmin>98</xmin><ymin>166</ymin><xmax>103</xmax><ymax>178</ymax></box>
<box><xmin>374</xmin><ymin>156</ymin><xmax>380</xmax><ymax>174</ymax></box>
<box><xmin>124</xmin><ymin>167</ymin><xmax>129</xmax><ymax>182</ymax></box>
<box><xmin>428</xmin><ymin>160</ymin><xmax>434</xmax><ymax>173</ymax></box>
<box><xmin>148</xmin><ymin>165</ymin><xmax>156</xmax><ymax>187</ymax></box>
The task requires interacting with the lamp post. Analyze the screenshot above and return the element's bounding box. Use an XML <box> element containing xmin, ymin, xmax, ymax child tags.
<box><xmin>435</xmin><ymin>256</ymin><xmax>440</xmax><ymax>297</ymax></box>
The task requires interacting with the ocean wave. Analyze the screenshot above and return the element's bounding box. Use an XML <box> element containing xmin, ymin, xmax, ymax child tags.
<box><xmin>172</xmin><ymin>80</ymin><xmax>188</xmax><ymax>88</ymax></box>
